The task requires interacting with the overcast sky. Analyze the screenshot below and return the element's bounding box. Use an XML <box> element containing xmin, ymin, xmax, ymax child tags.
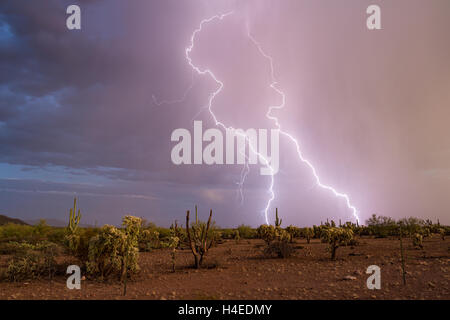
<box><xmin>0</xmin><ymin>0</ymin><xmax>449</xmax><ymax>227</ymax></box>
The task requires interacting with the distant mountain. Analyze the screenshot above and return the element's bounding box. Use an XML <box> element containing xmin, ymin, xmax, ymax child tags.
<box><xmin>25</xmin><ymin>218</ymin><xmax>95</xmax><ymax>228</ymax></box>
<box><xmin>0</xmin><ymin>214</ymin><xmax>29</xmax><ymax>226</ymax></box>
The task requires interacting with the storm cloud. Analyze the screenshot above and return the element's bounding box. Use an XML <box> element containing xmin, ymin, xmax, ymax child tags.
<box><xmin>0</xmin><ymin>0</ymin><xmax>449</xmax><ymax>226</ymax></box>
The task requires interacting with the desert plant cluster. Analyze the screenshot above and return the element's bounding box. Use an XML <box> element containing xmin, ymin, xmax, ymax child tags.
<box><xmin>0</xmin><ymin>198</ymin><xmax>449</xmax><ymax>297</ymax></box>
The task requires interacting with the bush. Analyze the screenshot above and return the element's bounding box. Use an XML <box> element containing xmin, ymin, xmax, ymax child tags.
<box><xmin>237</xmin><ymin>225</ymin><xmax>256</xmax><ymax>239</ymax></box>
<box><xmin>219</xmin><ymin>229</ymin><xmax>235</xmax><ymax>239</ymax></box>
<box><xmin>5</xmin><ymin>241</ymin><xmax>62</xmax><ymax>281</ymax></box>
<box><xmin>138</xmin><ymin>229</ymin><xmax>160</xmax><ymax>251</ymax></box>
<box><xmin>0</xmin><ymin>224</ymin><xmax>35</xmax><ymax>242</ymax></box>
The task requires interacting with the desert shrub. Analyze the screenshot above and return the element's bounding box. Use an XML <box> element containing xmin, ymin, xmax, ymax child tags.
<box><xmin>0</xmin><ymin>241</ymin><xmax>39</xmax><ymax>255</ymax></box>
<box><xmin>237</xmin><ymin>225</ymin><xmax>256</xmax><ymax>239</ymax></box>
<box><xmin>320</xmin><ymin>227</ymin><xmax>354</xmax><ymax>260</ymax></box>
<box><xmin>5</xmin><ymin>241</ymin><xmax>62</xmax><ymax>281</ymax></box>
<box><xmin>0</xmin><ymin>224</ymin><xmax>35</xmax><ymax>242</ymax></box>
<box><xmin>47</xmin><ymin>228</ymin><xmax>67</xmax><ymax>245</ymax></box>
<box><xmin>138</xmin><ymin>229</ymin><xmax>160</xmax><ymax>251</ymax></box>
<box><xmin>219</xmin><ymin>229</ymin><xmax>235</xmax><ymax>239</ymax></box>
<box><xmin>366</xmin><ymin>214</ymin><xmax>398</xmax><ymax>238</ymax></box>
<box><xmin>398</xmin><ymin>217</ymin><xmax>425</xmax><ymax>237</ymax></box>
<box><xmin>154</xmin><ymin>227</ymin><xmax>172</xmax><ymax>240</ymax></box>
<box><xmin>32</xmin><ymin>219</ymin><xmax>52</xmax><ymax>239</ymax></box>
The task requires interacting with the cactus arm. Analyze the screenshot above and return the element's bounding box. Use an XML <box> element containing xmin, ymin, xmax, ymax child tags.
<box><xmin>204</xmin><ymin>210</ymin><xmax>213</xmax><ymax>252</ymax></box>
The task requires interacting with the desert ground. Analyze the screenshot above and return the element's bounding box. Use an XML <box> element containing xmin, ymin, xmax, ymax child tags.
<box><xmin>0</xmin><ymin>236</ymin><xmax>448</xmax><ymax>300</ymax></box>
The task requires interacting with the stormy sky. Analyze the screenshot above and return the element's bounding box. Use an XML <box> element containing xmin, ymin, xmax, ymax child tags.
<box><xmin>0</xmin><ymin>0</ymin><xmax>449</xmax><ymax>227</ymax></box>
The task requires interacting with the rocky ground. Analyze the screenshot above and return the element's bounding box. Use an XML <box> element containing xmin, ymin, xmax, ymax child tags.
<box><xmin>0</xmin><ymin>235</ymin><xmax>448</xmax><ymax>300</ymax></box>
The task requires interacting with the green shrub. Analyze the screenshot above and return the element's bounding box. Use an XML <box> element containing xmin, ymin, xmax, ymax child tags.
<box><xmin>5</xmin><ymin>241</ymin><xmax>62</xmax><ymax>281</ymax></box>
<box><xmin>237</xmin><ymin>225</ymin><xmax>256</xmax><ymax>239</ymax></box>
<box><xmin>138</xmin><ymin>229</ymin><xmax>160</xmax><ymax>251</ymax></box>
<box><xmin>0</xmin><ymin>224</ymin><xmax>35</xmax><ymax>242</ymax></box>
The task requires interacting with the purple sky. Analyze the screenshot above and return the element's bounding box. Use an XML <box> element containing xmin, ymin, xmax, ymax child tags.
<box><xmin>1</xmin><ymin>0</ymin><xmax>449</xmax><ymax>227</ymax></box>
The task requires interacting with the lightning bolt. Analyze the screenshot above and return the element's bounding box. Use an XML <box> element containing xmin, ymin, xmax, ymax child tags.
<box><xmin>185</xmin><ymin>12</ymin><xmax>276</xmax><ymax>224</ymax></box>
<box><xmin>170</xmin><ymin>12</ymin><xmax>359</xmax><ymax>224</ymax></box>
<box><xmin>246</xmin><ymin>26</ymin><xmax>360</xmax><ymax>223</ymax></box>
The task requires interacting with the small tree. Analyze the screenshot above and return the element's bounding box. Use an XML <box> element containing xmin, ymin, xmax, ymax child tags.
<box><xmin>321</xmin><ymin>227</ymin><xmax>354</xmax><ymax>260</ymax></box>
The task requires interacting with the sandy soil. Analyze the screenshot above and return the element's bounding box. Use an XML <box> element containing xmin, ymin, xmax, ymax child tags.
<box><xmin>0</xmin><ymin>236</ymin><xmax>449</xmax><ymax>300</ymax></box>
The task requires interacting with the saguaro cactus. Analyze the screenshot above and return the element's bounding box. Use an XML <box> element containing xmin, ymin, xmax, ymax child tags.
<box><xmin>186</xmin><ymin>209</ymin><xmax>213</xmax><ymax>269</ymax></box>
<box><xmin>68</xmin><ymin>197</ymin><xmax>82</xmax><ymax>233</ymax></box>
<box><xmin>275</xmin><ymin>208</ymin><xmax>282</xmax><ymax>227</ymax></box>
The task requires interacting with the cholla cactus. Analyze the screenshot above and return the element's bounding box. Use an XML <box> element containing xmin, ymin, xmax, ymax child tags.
<box><xmin>86</xmin><ymin>215</ymin><xmax>142</xmax><ymax>284</ymax></box>
<box><xmin>87</xmin><ymin>225</ymin><xmax>127</xmax><ymax>278</ymax></box>
<box><xmin>303</xmin><ymin>227</ymin><xmax>314</xmax><ymax>244</ymax></box>
<box><xmin>168</xmin><ymin>229</ymin><xmax>180</xmax><ymax>272</ymax></box>
<box><xmin>274</xmin><ymin>227</ymin><xmax>291</xmax><ymax>242</ymax></box>
<box><xmin>412</xmin><ymin>233</ymin><xmax>423</xmax><ymax>249</ymax></box>
<box><xmin>257</xmin><ymin>224</ymin><xmax>276</xmax><ymax>244</ymax></box>
<box><xmin>258</xmin><ymin>210</ymin><xmax>293</xmax><ymax>258</ymax></box>
<box><xmin>321</xmin><ymin>227</ymin><xmax>354</xmax><ymax>260</ymax></box>
<box><xmin>186</xmin><ymin>209</ymin><xmax>214</xmax><ymax>269</ymax></box>
<box><xmin>285</xmin><ymin>225</ymin><xmax>300</xmax><ymax>243</ymax></box>
<box><xmin>438</xmin><ymin>228</ymin><xmax>445</xmax><ymax>241</ymax></box>
<box><xmin>139</xmin><ymin>229</ymin><xmax>160</xmax><ymax>251</ymax></box>
<box><xmin>422</xmin><ymin>227</ymin><xmax>431</xmax><ymax>238</ymax></box>
<box><xmin>233</xmin><ymin>230</ymin><xmax>240</xmax><ymax>243</ymax></box>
